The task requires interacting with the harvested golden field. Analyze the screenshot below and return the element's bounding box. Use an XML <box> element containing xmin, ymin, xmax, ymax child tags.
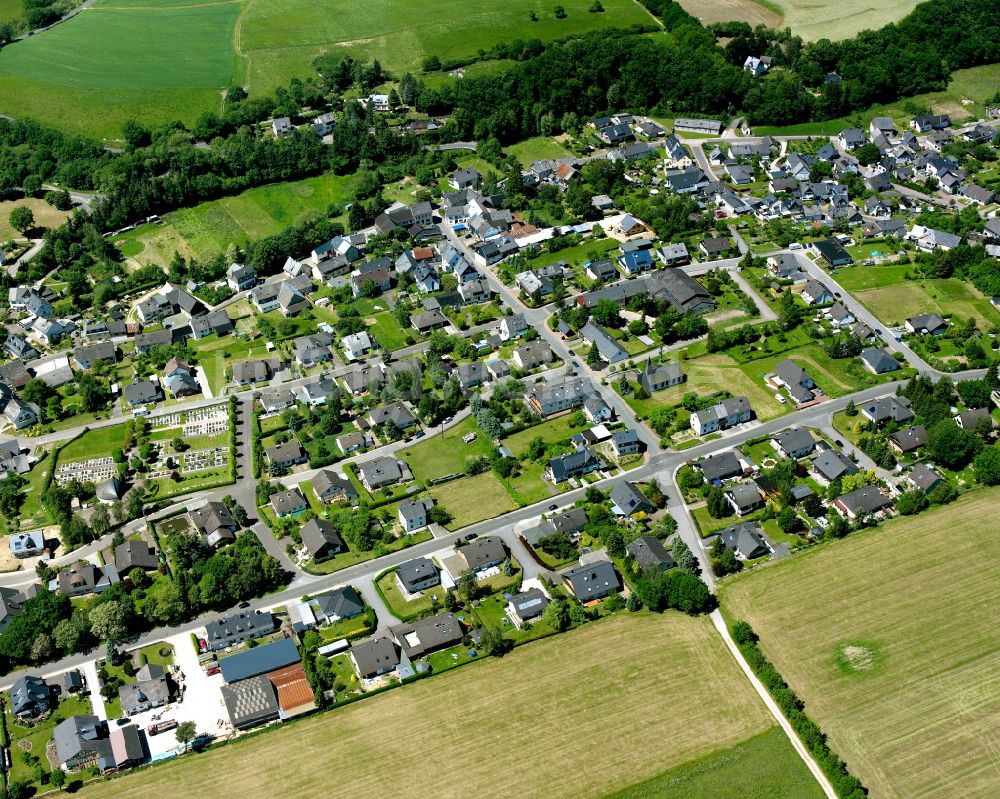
<box><xmin>720</xmin><ymin>489</ymin><xmax>1000</xmax><ymax>799</ymax></box>
<box><xmin>84</xmin><ymin>614</ymin><xmax>776</xmax><ymax>799</ymax></box>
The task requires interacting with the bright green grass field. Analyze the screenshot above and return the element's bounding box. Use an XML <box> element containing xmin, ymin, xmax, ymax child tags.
<box><xmin>238</xmin><ymin>0</ymin><xmax>656</xmax><ymax>94</ymax></box>
<box><xmin>119</xmin><ymin>172</ymin><xmax>359</xmax><ymax>266</ymax></box>
<box><xmin>0</xmin><ymin>0</ymin><xmax>240</xmax><ymax>138</ymax></box>
<box><xmin>604</xmin><ymin>726</ymin><xmax>824</xmax><ymax>799</ymax></box>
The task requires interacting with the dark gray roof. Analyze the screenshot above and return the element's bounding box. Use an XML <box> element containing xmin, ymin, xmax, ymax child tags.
<box><xmin>836</xmin><ymin>486</ymin><xmax>891</xmax><ymax>516</ymax></box>
<box><xmin>563</xmin><ymin>560</ymin><xmax>621</xmax><ymax>599</ymax></box>
<box><xmin>610</xmin><ymin>480</ymin><xmax>653</xmax><ymax>516</ymax></box>
<box><xmin>889</xmin><ymin>424</ymin><xmax>928</xmax><ymax>452</ymax></box>
<box><xmin>219</xmin><ymin>637</ymin><xmax>300</xmax><ymax>684</ymax></box>
<box><xmin>508</xmin><ymin>588</ymin><xmax>549</xmax><ymax>621</ymax></box>
<box><xmin>396</xmin><ymin>557</ymin><xmax>439</xmax><ymax>592</ymax></box>
<box><xmin>811</xmin><ymin>449</ymin><xmax>858</xmax><ymax>480</ymax></box>
<box><xmin>696</xmin><ymin>451</ymin><xmax>743</xmax><ymax>482</ymax></box>
<box><xmin>626</xmin><ymin>536</ymin><xmax>675</xmax><ymax>572</ymax></box>
<box><xmin>390</xmin><ymin>612</ymin><xmax>464</xmax><ymax>658</ymax></box>
<box><xmin>221</xmin><ymin>674</ymin><xmax>279</xmax><ymax>729</ymax></box>
<box><xmin>351</xmin><ymin>637</ymin><xmax>400</xmax><ymax>678</ymax></box>
<box><xmin>860</xmin><ymin>347</ymin><xmax>899</xmax><ymax>374</ymax></box>
<box><xmin>460</xmin><ymin>536</ymin><xmax>506</xmax><ymax>571</ymax></box>
<box><xmin>312</xmin><ymin>469</ymin><xmax>359</xmax><ymax>501</ymax></box>
<box><xmin>314</xmin><ymin>586</ymin><xmax>365</xmax><ymax>620</ymax></box>
<box><xmin>548</xmin><ymin>507</ymin><xmax>589</xmax><ymax>535</ymax></box>
<box><xmin>270</xmin><ymin>488</ymin><xmax>307</xmax><ymax>515</ymax></box>
<box><xmin>718</xmin><ymin>522</ymin><xmax>770</xmax><ymax>560</ymax></box>
<box><xmin>299</xmin><ymin>518</ymin><xmax>345</xmax><ymax>559</ymax></box>
<box><xmin>205</xmin><ymin>610</ymin><xmax>276</xmax><ymax>649</ymax></box>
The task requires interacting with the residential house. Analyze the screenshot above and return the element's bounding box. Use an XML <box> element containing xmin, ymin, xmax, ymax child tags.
<box><xmin>265</xmin><ymin>440</ymin><xmax>307</xmax><ymax>470</ymax></box>
<box><xmin>270</xmin><ymin>488</ymin><xmax>308</xmax><ymax>518</ymax></box>
<box><xmin>610</xmin><ymin>429</ymin><xmax>640</xmax><ymax>457</ymax></box>
<box><xmin>190</xmin><ymin>310</ymin><xmax>233</xmax><ymax>339</ymax></box>
<box><xmin>507</xmin><ymin>588</ymin><xmax>549</xmax><ymax>628</ymax></box>
<box><xmin>905</xmin><ymin>313</ymin><xmax>948</xmax><ymax>335</ymax></box>
<box><xmin>609</xmin><ymin>480</ymin><xmax>653</xmax><ymax>517</ymax></box>
<box><xmin>499</xmin><ymin>313</ymin><xmax>529</xmax><ymax>341</ymax></box>
<box><xmin>8</xmin><ymin>530</ymin><xmax>45</xmax><ymax>559</ymax></box>
<box><xmin>888</xmin><ymin>424</ymin><xmax>928</xmax><ymax>454</ymax></box>
<box><xmin>118</xmin><ymin>664</ymin><xmax>171</xmax><ymax>716</ymax></box>
<box><xmin>56</xmin><ymin>562</ymin><xmax>119</xmax><ymax>597</ymax></box>
<box><xmin>955</xmin><ymin>407</ymin><xmax>992</xmax><ymax>431</ymax></box>
<box><xmin>357</xmin><ymin>457</ymin><xmax>409</xmax><ymax>491</ymax></box>
<box><xmin>525</xmin><ymin>377</ymin><xmax>590</xmax><ymax>416</ymax></box>
<box><xmin>449</xmin><ymin>168</ymin><xmax>481</xmax><ymax>191</ymax></box>
<box><xmin>163</xmin><ymin>358</ymin><xmax>200</xmax><ymax>398</ymax></box>
<box><xmin>727</xmin><ymin>483</ymin><xmax>764</xmax><ymax>515</ymax></box>
<box><xmin>123</xmin><ymin>380</ymin><xmax>162</xmax><ymax>407</ymax></box>
<box><xmin>827</xmin><ymin>302</ymin><xmax>855</xmax><ymax>326</ymax></box>
<box><xmin>350</xmin><ymin>637</ymin><xmax>401</xmax><ymax>679</ymax></box>
<box><xmin>811</xmin><ymin>449</ymin><xmax>859</xmax><ymax>481</ymax></box>
<box><xmin>861</xmin><ymin>396</ymin><xmax>915</xmax><ymax>427</ymax></box>
<box><xmin>293</xmin><ymin>333</ymin><xmax>332</xmax><ymax>366</ymax></box>
<box><xmin>717</xmin><ymin>522</ymin><xmax>770</xmax><ymax>560</ymax></box>
<box><xmin>368</xmin><ymin>401</ymin><xmax>417</xmax><ymax>430</ymax></box>
<box><xmin>9</xmin><ymin>287</ymin><xmax>54</xmax><ymax>318</ymax></box>
<box><xmin>838</xmin><ymin>128</ymin><xmax>866</xmax><ymax>150</ymax></box>
<box><xmin>656</xmin><ymin>243</ymin><xmax>691</xmax><ymax>266</ymax></box>
<box><xmin>459</xmin><ymin>278</ymin><xmax>491</xmax><ymax>305</ymax></box>
<box><xmin>513</xmin><ymin>341</ymin><xmax>554</xmax><ymax>371</ymax></box>
<box><xmin>576</xmin><ymin>271</ymin><xmax>715</xmax><ymax>315</ymax></box>
<box><xmin>860</xmin><ymin>347</ymin><xmax>899</xmax><ymax>374</ymax></box>
<box><xmin>547</xmin><ymin>446</ymin><xmax>605</xmax><ymax>483</ymax></box>
<box><xmin>800</xmin><ymin>280</ymin><xmax>834</xmax><ymax>305</ymax></box>
<box><xmin>698</xmin><ymin>237</ymin><xmax>733</xmax><ymax>259</ymax></box>
<box><xmin>627</xmin><ymin>536</ymin><xmax>675</xmax><ymax>573</ymax></box>
<box><xmin>696</xmin><ymin>451</ymin><xmax>744</xmax><ymax>482</ymax></box>
<box><xmin>389</xmin><ymin>612</ymin><xmax>465</xmax><ymax>660</ymax></box>
<box><xmin>74</xmin><ymin>341</ymin><xmax>116</xmax><ymax>370</ymax></box>
<box><xmin>114</xmin><ymin>540</ymin><xmax>158</xmax><ymax>574</ymax></box>
<box><xmin>5</xmin><ymin>334</ymin><xmax>36</xmax><ymax>360</ymax></box>
<box><xmin>457</xmin><ymin>361</ymin><xmax>488</xmax><ymax>389</ymax></box>
<box><xmin>411</xmin><ymin>309</ymin><xmax>449</xmax><ymax>334</ymax></box>
<box><xmin>453</xmin><ymin>536</ymin><xmax>506</xmax><ymax>574</ymax></box>
<box><xmin>296</xmin><ymin>378</ymin><xmax>338</xmax><ymax>407</ymax></box>
<box><xmin>834</xmin><ymin>486</ymin><xmax>892</xmax><ymax>519</ymax></box>
<box><xmin>205</xmin><ymin>610</ymin><xmax>276</xmax><ymax>651</ymax></box>
<box><xmin>312</xmin><ymin>470</ymin><xmax>359</xmax><ymax>505</ymax></box>
<box><xmin>398</xmin><ymin>499</ymin><xmax>431</xmax><ymax>532</ymax></box>
<box><xmin>771</xmin><ymin>428</ymin><xmax>816</xmax><ymax>459</ymax></box>
<box><xmin>342</xmin><ymin>331</ymin><xmax>376</xmax><ymax>361</ymax></box>
<box><xmin>11</xmin><ymin>675</ymin><xmax>50</xmax><ymax>720</ymax></box>
<box><xmin>580</xmin><ymin>321</ymin><xmax>628</xmax><ymax>365</ymax></box>
<box><xmin>299</xmin><ymin>518</ymin><xmax>345</xmax><ymax>562</ymax></box>
<box><xmin>772</xmin><ymin>359</ymin><xmax>816</xmax><ymax>404</ymax></box>
<box><xmin>227</xmin><ymin>263</ymin><xmax>256</xmax><ymax>292</ymax></box>
<box><xmin>691</xmin><ymin>397</ymin><xmax>752</xmax><ymax>436</ymax></box>
<box><xmin>396</xmin><ymin>557</ymin><xmax>440</xmax><ymax>594</ymax></box>
<box><xmin>188</xmin><ymin>501</ymin><xmax>239</xmax><ymax>548</ymax></box>
<box><xmin>908</xmin><ymin>463</ymin><xmax>944</xmax><ymax>493</ymax></box>
<box><xmin>341</xmin><ymin>364</ymin><xmax>385</xmax><ymax>395</ymax></box>
<box><xmin>53</xmin><ymin>715</ymin><xmax>143</xmax><ymax>772</ymax></box>
<box><xmin>313</xmin><ymin>587</ymin><xmax>365</xmax><ymax>624</ymax></box>
<box><xmin>563</xmin><ymin>560</ymin><xmax>621</xmax><ymax>601</ymax></box>
<box><xmin>133</xmin><ymin>328</ymin><xmax>174</xmax><ymax>354</ymax></box>
<box><xmin>336</xmin><ymin>431</ymin><xmax>368</xmax><ymax>453</ymax></box>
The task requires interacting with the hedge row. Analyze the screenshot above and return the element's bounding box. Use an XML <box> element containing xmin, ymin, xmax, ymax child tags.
<box><xmin>731</xmin><ymin>621</ymin><xmax>868</xmax><ymax>799</ymax></box>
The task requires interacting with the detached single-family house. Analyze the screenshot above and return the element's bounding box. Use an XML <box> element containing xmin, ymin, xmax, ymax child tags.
<box><xmin>507</xmin><ymin>588</ymin><xmax>549</xmax><ymax>628</ymax></box>
<box><xmin>800</xmin><ymin>280</ymin><xmax>834</xmax><ymax>305</ymax></box>
<box><xmin>396</xmin><ymin>557</ymin><xmax>440</xmax><ymax>594</ymax></box>
<box><xmin>717</xmin><ymin>522</ymin><xmax>770</xmax><ymax>560</ymax></box>
<box><xmin>626</xmin><ymin>536</ymin><xmax>675</xmax><ymax>573</ymax></box>
<box><xmin>312</xmin><ymin>470</ymin><xmax>359</xmax><ymax>505</ymax></box>
<box><xmin>397</xmin><ymin>499</ymin><xmax>431</xmax><ymax>532</ymax></box>
<box><xmin>888</xmin><ymin>424</ymin><xmax>928</xmax><ymax>454</ymax></box>
<box><xmin>563</xmin><ymin>560</ymin><xmax>620</xmax><ymax>601</ymax></box>
<box><xmin>270</xmin><ymin>488</ymin><xmax>308</xmax><ymax>518</ymax></box>
<box><xmin>771</xmin><ymin>428</ymin><xmax>816</xmax><ymax>459</ymax></box>
<box><xmin>861</xmin><ymin>396</ymin><xmax>915</xmax><ymax>427</ymax></box>
<box><xmin>860</xmin><ymin>347</ymin><xmax>899</xmax><ymax>374</ymax></box>
<box><xmin>610</xmin><ymin>480</ymin><xmax>653</xmax><ymax>517</ymax></box>
<box><xmin>342</xmin><ymin>331</ymin><xmax>376</xmax><ymax>361</ymax></box>
<box><xmin>905</xmin><ymin>313</ymin><xmax>947</xmax><ymax>335</ymax></box>
<box><xmin>299</xmin><ymin>518</ymin><xmax>345</xmax><ymax>562</ymax></box>
<box><xmin>727</xmin><ymin>483</ymin><xmax>764</xmax><ymax>515</ymax></box>
<box><xmin>811</xmin><ymin>449</ymin><xmax>858</xmax><ymax>481</ymax></box>
<box><xmin>834</xmin><ymin>486</ymin><xmax>892</xmax><ymax>519</ymax></box>
<box><xmin>547</xmin><ymin>446</ymin><xmax>605</xmax><ymax>483</ymax></box>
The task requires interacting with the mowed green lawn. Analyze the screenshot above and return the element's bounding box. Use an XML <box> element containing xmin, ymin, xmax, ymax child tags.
<box><xmin>720</xmin><ymin>490</ymin><xmax>1000</xmax><ymax>799</ymax></box>
<box><xmin>238</xmin><ymin>0</ymin><xmax>656</xmax><ymax>94</ymax></box>
<box><xmin>118</xmin><ymin>172</ymin><xmax>359</xmax><ymax>266</ymax></box>
<box><xmin>79</xmin><ymin>613</ymin><xmax>783</xmax><ymax>799</ymax></box>
<box><xmin>0</xmin><ymin>0</ymin><xmax>240</xmax><ymax>138</ymax></box>
<box><xmin>846</xmin><ymin>276</ymin><xmax>1000</xmax><ymax>330</ymax></box>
